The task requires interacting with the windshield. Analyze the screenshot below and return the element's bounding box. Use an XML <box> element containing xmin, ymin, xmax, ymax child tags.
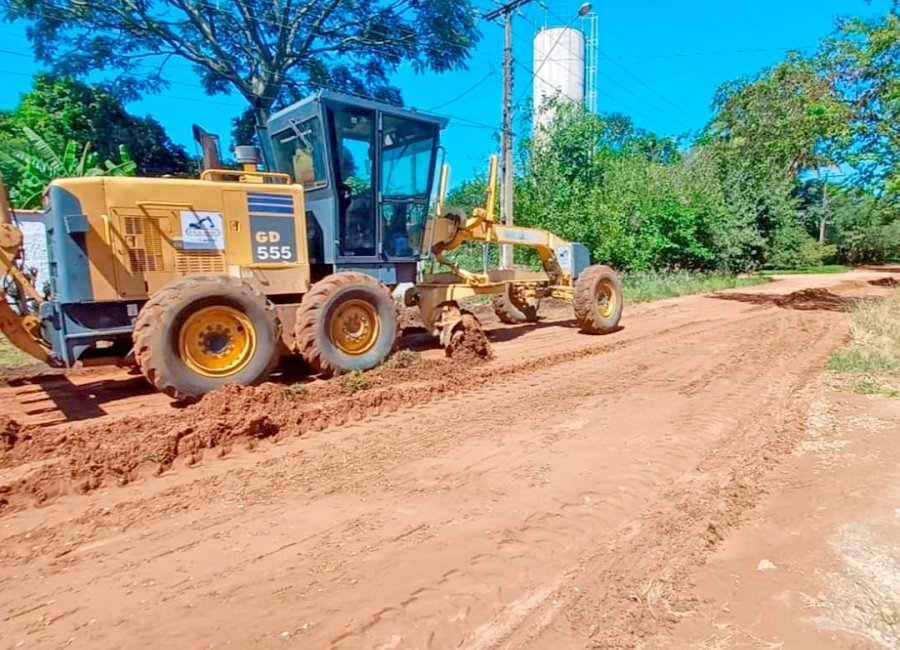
<box><xmin>381</xmin><ymin>119</ymin><xmax>437</xmax><ymax>198</ymax></box>
<box><xmin>271</xmin><ymin>117</ymin><xmax>328</xmax><ymax>190</ymax></box>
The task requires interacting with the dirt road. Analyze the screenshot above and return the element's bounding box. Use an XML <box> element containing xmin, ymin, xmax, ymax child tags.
<box><xmin>0</xmin><ymin>269</ymin><xmax>895</xmax><ymax>650</ymax></box>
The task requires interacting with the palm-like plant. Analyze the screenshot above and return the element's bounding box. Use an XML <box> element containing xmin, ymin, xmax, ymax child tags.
<box><xmin>0</xmin><ymin>127</ymin><xmax>137</xmax><ymax>208</ymax></box>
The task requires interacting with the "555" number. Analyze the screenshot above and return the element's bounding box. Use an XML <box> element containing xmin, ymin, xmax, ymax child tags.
<box><xmin>255</xmin><ymin>245</ymin><xmax>293</xmax><ymax>261</ymax></box>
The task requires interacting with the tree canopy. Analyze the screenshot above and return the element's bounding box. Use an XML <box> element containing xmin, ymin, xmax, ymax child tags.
<box><xmin>3</xmin><ymin>0</ymin><xmax>480</xmax><ymax>127</ymax></box>
<box><xmin>0</xmin><ymin>74</ymin><xmax>193</xmax><ymax>176</ymax></box>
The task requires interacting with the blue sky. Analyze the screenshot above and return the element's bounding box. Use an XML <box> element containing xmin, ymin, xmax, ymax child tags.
<box><xmin>0</xmin><ymin>0</ymin><xmax>894</xmax><ymax>183</ymax></box>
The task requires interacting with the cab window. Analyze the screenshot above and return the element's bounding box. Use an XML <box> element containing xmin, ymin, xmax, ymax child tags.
<box><xmin>272</xmin><ymin>117</ymin><xmax>328</xmax><ymax>190</ymax></box>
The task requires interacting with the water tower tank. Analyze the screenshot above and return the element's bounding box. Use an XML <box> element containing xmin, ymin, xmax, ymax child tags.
<box><xmin>533</xmin><ymin>27</ymin><xmax>585</xmax><ymax>129</ymax></box>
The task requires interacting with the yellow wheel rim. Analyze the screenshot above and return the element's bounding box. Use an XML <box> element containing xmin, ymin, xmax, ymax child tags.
<box><xmin>178</xmin><ymin>306</ymin><xmax>256</xmax><ymax>378</ymax></box>
<box><xmin>597</xmin><ymin>281</ymin><xmax>617</xmax><ymax>319</ymax></box>
<box><xmin>329</xmin><ymin>299</ymin><xmax>380</xmax><ymax>356</ymax></box>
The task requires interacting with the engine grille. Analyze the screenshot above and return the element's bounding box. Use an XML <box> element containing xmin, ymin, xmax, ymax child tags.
<box><xmin>175</xmin><ymin>251</ymin><xmax>226</xmax><ymax>274</ymax></box>
<box><xmin>124</xmin><ymin>216</ymin><xmax>164</xmax><ymax>272</ymax></box>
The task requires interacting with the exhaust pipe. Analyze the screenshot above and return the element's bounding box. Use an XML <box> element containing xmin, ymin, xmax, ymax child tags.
<box><xmin>0</xmin><ymin>174</ymin><xmax>12</xmax><ymax>225</ymax></box>
<box><xmin>192</xmin><ymin>124</ymin><xmax>223</xmax><ymax>172</ymax></box>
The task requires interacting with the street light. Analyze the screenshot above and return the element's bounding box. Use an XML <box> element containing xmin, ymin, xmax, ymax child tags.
<box><xmin>493</xmin><ymin>0</ymin><xmax>594</xmax><ymax>268</ymax></box>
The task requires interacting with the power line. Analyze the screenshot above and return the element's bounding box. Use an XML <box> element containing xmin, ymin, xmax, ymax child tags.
<box><xmin>426</xmin><ymin>68</ymin><xmax>498</xmax><ymax>111</ymax></box>
<box><xmin>516</xmin><ymin>58</ymin><xmax>671</xmax><ymax>133</ymax></box>
<box><xmin>606</xmin><ymin>45</ymin><xmax>817</xmax><ymax>60</ymax></box>
<box><xmin>523</xmin><ymin>9</ymin><xmax>701</xmax><ymax>132</ymax></box>
<box><xmin>598</xmin><ymin>50</ymin><xmax>702</xmax><ymax>124</ymax></box>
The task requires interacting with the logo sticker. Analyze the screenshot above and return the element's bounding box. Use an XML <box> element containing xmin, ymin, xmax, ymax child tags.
<box><xmin>180</xmin><ymin>211</ymin><xmax>225</xmax><ymax>250</ymax></box>
<box><xmin>556</xmin><ymin>245</ymin><xmax>572</xmax><ymax>270</ymax></box>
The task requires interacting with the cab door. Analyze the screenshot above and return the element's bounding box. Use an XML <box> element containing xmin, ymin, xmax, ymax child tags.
<box><xmin>327</xmin><ymin>104</ymin><xmax>379</xmax><ymax>261</ymax></box>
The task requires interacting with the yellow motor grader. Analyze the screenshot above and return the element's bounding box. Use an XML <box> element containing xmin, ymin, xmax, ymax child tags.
<box><xmin>0</xmin><ymin>90</ymin><xmax>622</xmax><ymax>401</ymax></box>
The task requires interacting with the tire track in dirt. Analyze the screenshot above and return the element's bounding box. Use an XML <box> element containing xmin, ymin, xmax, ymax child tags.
<box><xmin>14</xmin><ymin>309</ymin><xmax>833</xmax><ymax>648</ymax></box>
<box><xmin>0</xmin><ymin>310</ymin><xmax>730</xmax><ymax>524</ymax></box>
<box><xmin>492</xmin><ymin>323</ymin><xmax>844</xmax><ymax>648</ymax></box>
<box><xmin>324</xmin><ymin>311</ymin><xmax>842</xmax><ymax>649</ymax></box>
<box><xmin>0</xmin><ymin>275</ymin><xmax>884</xmax><ymax>650</ymax></box>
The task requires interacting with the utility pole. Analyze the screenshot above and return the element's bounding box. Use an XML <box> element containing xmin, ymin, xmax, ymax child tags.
<box><xmin>484</xmin><ymin>0</ymin><xmax>533</xmax><ymax>269</ymax></box>
<box><xmin>820</xmin><ymin>171</ymin><xmax>829</xmax><ymax>245</ymax></box>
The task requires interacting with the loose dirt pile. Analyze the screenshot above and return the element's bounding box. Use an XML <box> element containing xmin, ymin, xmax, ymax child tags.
<box><xmin>774</xmin><ymin>287</ymin><xmax>854</xmax><ymax>311</ymax></box>
<box><xmin>0</xmin><ymin>355</ymin><xmax>482</xmax><ymax>510</ymax></box>
<box><xmin>396</xmin><ymin>305</ymin><xmax>426</xmax><ymax>332</ymax></box>
<box><xmin>446</xmin><ymin>313</ymin><xmax>495</xmax><ymax>362</ymax></box>
<box><xmin>869</xmin><ymin>277</ymin><xmax>899</xmax><ymax>287</ymax></box>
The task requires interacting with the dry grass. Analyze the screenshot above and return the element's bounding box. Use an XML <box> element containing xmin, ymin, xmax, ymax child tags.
<box><xmin>0</xmin><ymin>337</ymin><xmax>35</xmax><ymax>367</ymax></box>
<box><xmin>829</xmin><ymin>289</ymin><xmax>900</xmax><ymax>396</ymax></box>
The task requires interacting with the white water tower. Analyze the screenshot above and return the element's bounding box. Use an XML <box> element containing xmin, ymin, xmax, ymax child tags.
<box><xmin>533</xmin><ymin>26</ymin><xmax>586</xmax><ymax>130</ymax></box>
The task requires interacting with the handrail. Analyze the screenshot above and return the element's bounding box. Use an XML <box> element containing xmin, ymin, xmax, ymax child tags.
<box><xmin>200</xmin><ymin>169</ymin><xmax>292</xmax><ymax>183</ymax></box>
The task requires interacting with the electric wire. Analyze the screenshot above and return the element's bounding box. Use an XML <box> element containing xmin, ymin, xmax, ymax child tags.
<box><xmin>535</xmin><ymin>6</ymin><xmax>700</xmax><ymax>131</ymax></box>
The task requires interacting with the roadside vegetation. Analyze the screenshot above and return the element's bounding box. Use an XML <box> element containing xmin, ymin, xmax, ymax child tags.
<box><xmin>829</xmin><ymin>289</ymin><xmax>900</xmax><ymax>397</ymax></box>
<box><xmin>622</xmin><ymin>271</ymin><xmax>765</xmax><ymax>304</ymax></box>
<box><xmin>447</xmin><ymin>11</ymin><xmax>898</xmax><ymax>277</ymax></box>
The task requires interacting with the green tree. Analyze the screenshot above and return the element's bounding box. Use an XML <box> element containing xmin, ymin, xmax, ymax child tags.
<box><xmin>818</xmin><ymin>7</ymin><xmax>900</xmax><ymax>201</ymax></box>
<box><xmin>0</xmin><ymin>127</ymin><xmax>136</xmax><ymax>208</ymax></box>
<box><xmin>3</xmin><ymin>0</ymin><xmax>480</xmax><ymax>128</ymax></box>
<box><xmin>516</xmin><ymin>101</ymin><xmax>730</xmax><ymax>271</ymax></box>
<box><xmin>0</xmin><ymin>74</ymin><xmax>193</xmax><ymax>176</ymax></box>
<box><xmin>830</xmin><ymin>187</ymin><xmax>900</xmax><ymax>263</ymax></box>
<box><xmin>701</xmin><ymin>56</ymin><xmax>851</xmax><ymax>266</ymax></box>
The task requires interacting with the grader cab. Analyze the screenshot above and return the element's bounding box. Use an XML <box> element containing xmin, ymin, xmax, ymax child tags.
<box><xmin>0</xmin><ymin>90</ymin><xmax>622</xmax><ymax>401</ymax></box>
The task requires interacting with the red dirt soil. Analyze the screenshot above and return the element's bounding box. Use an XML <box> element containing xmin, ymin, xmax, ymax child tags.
<box><xmin>0</xmin><ymin>269</ymin><xmax>897</xmax><ymax>649</ymax></box>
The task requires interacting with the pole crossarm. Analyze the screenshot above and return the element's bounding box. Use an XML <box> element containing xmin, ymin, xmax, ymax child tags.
<box><xmin>483</xmin><ymin>0</ymin><xmax>534</xmax><ymax>21</ymax></box>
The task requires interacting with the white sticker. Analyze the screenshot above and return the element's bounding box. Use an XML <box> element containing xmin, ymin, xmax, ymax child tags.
<box><xmin>180</xmin><ymin>211</ymin><xmax>225</xmax><ymax>250</ymax></box>
<box><xmin>556</xmin><ymin>245</ymin><xmax>572</xmax><ymax>270</ymax></box>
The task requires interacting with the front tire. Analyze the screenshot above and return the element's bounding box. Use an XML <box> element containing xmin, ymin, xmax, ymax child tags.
<box><xmin>491</xmin><ymin>284</ymin><xmax>539</xmax><ymax>324</ymax></box>
<box><xmin>294</xmin><ymin>272</ymin><xmax>397</xmax><ymax>377</ymax></box>
<box><xmin>133</xmin><ymin>275</ymin><xmax>280</xmax><ymax>402</ymax></box>
<box><xmin>573</xmin><ymin>265</ymin><xmax>623</xmax><ymax>334</ymax></box>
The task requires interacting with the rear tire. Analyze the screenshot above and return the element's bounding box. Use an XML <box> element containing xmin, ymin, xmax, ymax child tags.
<box><xmin>491</xmin><ymin>284</ymin><xmax>539</xmax><ymax>324</ymax></box>
<box><xmin>573</xmin><ymin>265</ymin><xmax>623</xmax><ymax>334</ymax></box>
<box><xmin>294</xmin><ymin>272</ymin><xmax>397</xmax><ymax>377</ymax></box>
<box><xmin>133</xmin><ymin>275</ymin><xmax>280</xmax><ymax>402</ymax></box>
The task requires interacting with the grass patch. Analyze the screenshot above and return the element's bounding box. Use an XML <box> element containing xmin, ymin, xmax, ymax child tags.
<box><xmin>759</xmin><ymin>264</ymin><xmax>851</xmax><ymax>276</ymax></box>
<box><xmin>0</xmin><ymin>338</ymin><xmax>35</xmax><ymax>367</ymax></box>
<box><xmin>341</xmin><ymin>371</ymin><xmax>371</xmax><ymax>394</ymax></box>
<box><xmin>829</xmin><ymin>289</ymin><xmax>900</xmax><ymax>397</ymax></box>
<box><xmin>622</xmin><ymin>270</ymin><xmax>766</xmax><ymax>304</ymax></box>
<box><xmin>850</xmin><ymin>377</ymin><xmax>900</xmax><ymax>398</ymax></box>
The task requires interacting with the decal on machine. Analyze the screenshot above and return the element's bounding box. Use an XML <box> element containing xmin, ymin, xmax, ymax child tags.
<box><xmin>180</xmin><ymin>210</ymin><xmax>225</xmax><ymax>250</ymax></box>
<box><xmin>250</xmin><ymin>215</ymin><xmax>297</xmax><ymax>262</ymax></box>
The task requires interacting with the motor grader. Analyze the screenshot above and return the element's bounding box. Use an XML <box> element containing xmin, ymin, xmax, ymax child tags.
<box><xmin>0</xmin><ymin>90</ymin><xmax>622</xmax><ymax>401</ymax></box>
